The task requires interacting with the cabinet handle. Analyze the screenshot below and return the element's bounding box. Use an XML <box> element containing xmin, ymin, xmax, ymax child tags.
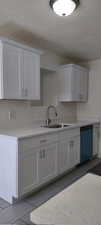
<box><xmin>43</xmin><ymin>149</ymin><xmax>45</xmax><ymax>158</ymax></box>
<box><xmin>69</xmin><ymin>142</ymin><xmax>72</xmax><ymax>149</ymax></box>
<box><xmin>40</xmin><ymin>150</ymin><xmax>46</xmax><ymax>159</ymax></box>
<box><xmin>40</xmin><ymin>151</ymin><xmax>42</xmax><ymax>159</ymax></box>
<box><xmin>40</xmin><ymin>140</ymin><xmax>47</xmax><ymax>143</ymax></box>
<box><xmin>21</xmin><ymin>88</ymin><xmax>28</xmax><ymax>97</ymax></box>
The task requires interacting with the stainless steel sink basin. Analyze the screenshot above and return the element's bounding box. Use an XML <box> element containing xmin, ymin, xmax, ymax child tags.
<box><xmin>42</xmin><ymin>124</ymin><xmax>72</xmax><ymax>128</ymax></box>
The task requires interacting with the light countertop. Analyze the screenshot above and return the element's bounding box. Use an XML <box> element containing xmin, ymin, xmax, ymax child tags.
<box><xmin>0</xmin><ymin>120</ymin><xmax>99</xmax><ymax>139</ymax></box>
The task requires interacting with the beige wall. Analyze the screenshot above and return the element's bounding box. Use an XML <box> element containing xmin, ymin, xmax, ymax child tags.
<box><xmin>77</xmin><ymin>59</ymin><xmax>101</xmax><ymax>156</ymax></box>
<box><xmin>42</xmin><ymin>70</ymin><xmax>76</xmax><ymax>123</ymax></box>
<box><xmin>40</xmin><ymin>50</ymin><xmax>70</xmax><ymax>68</ymax></box>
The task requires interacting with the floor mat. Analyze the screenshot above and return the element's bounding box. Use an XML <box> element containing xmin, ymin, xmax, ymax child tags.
<box><xmin>30</xmin><ymin>174</ymin><xmax>101</xmax><ymax>225</ymax></box>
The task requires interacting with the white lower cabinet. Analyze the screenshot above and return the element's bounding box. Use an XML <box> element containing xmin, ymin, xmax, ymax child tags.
<box><xmin>38</xmin><ymin>143</ymin><xmax>57</xmax><ymax>185</ymax></box>
<box><xmin>0</xmin><ymin>128</ymin><xmax>81</xmax><ymax>203</ymax></box>
<box><xmin>19</xmin><ymin>148</ymin><xmax>38</xmax><ymax>196</ymax></box>
<box><xmin>18</xmin><ymin>134</ymin><xmax>58</xmax><ymax>197</ymax></box>
<box><xmin>58</xmin><ymin>139</ymin><xmax>70</xmax><ymax>174</ymax></box>
<box><xmin>69</xmin><ymin>136</ymin><xmax>80</xmax><ymax>169</ymax></box>
<box><xmin>58</xmin><ymin>129</ymin><xmax>80</xmax><ymax>174</ymax></box>
<box><xmin>19</xmin><ymin>130</ymin><xmax>80</xmax><ymax>198</ymax></box>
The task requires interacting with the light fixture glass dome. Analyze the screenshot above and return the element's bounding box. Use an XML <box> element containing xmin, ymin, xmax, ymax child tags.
<box><xmin>50</xmin><ymin>0</ymin><xmax>79</xmax><ymax>17</ymax></box>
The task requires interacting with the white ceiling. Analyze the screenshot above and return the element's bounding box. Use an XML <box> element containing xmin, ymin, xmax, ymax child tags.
<box><xmin>0</xmin><ymin>0</ymin><xmax>101</xmax><ymax>61</ymax></box>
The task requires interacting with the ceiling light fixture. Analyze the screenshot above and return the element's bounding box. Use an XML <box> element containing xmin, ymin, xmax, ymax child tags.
<box><xmin>50</xmin><ymin>0</ymin><xmax>80</xmax><ymax>17</ymax></box>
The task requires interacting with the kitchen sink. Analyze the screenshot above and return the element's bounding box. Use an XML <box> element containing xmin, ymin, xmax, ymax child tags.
<box><xmin>41</xmin><ymin>124</ymin><xmax>72</xmax><ymax>128</ymax></box>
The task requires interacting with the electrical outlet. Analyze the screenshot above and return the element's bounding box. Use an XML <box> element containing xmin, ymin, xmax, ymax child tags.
<box><xmin>8</xmin><ymin>110</ymin><xmax>16</xmax><ymax>120</ymax></box>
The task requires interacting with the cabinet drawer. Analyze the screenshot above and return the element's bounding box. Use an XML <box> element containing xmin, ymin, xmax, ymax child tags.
<box><xmin>19</xmin><ymin>133</ymin><xmax>58</xmax><ymax>154</ymax></box>
<box><xmin>59</xmin><ymin>128</ymin><xmax>80</xmax><ymax>140</ymax></box>
<box><xmin>19</xmin><ymin>136</ymin><xmax>40</xmax><ymax>150</ymax></box>
<box><xmin>45</xmin><ymin>133</ymin><xmax>58</xmax><ymax>144</ymax></box>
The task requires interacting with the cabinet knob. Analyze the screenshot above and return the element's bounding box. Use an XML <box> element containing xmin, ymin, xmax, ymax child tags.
<box><xmin>79</xmin><ymin>94</ymin><xmax>83</xmax><ymax>100</ymax></box>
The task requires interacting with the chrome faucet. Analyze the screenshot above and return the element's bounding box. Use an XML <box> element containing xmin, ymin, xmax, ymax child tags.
<box><xmin>46</xmin><ymin>105</ymin><xmax>58</xmax><ymax>126</ymax></box>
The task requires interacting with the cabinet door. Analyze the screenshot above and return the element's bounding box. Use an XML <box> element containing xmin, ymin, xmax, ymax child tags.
<box><xmin>69</xmin><ymin>136</ymin><xmax>80</xmax><ymax>168</ymax></box>
<box><xmin>70</xmin><ymin>67</ymin><xmax>81</xmax><ymax>101</ymax></box>
<box><xmin>38</xmin><ymin>143</ymin><xmax>57</xmax><ymax>185</ymax></box>
<box><xmin>58</xmin><ymin>139</ymin><xmax>70</xmax><ymax>174</ymax></box>
<box><xmin>18</xmin><ymin>149</ymin><xmax>38</xmax><ymax>196</ymax></box>
<box><xmin>79</xmin><ymin>68</ymin><xmax>88</xmax><ymax>101</ymax></box>
<box><xmin>71</xmin><ymin>67</ymin><xmax>88</xmax><ymax>102</ymax></box>
<box><xmin>22</xmin><ymin>50</ymin><xmax>40</xmax><ymax>100</ymax></box>
<box><xmin>58</xmin><ymin>68</ymin><xmax>72</xmax><ymax>101</ymax></box>
<box><xmin>3</xmin><ymin>43</ymin><xmax>21</xmax><ymax>99</ymax></box>
<box><xmin>59</xmin><ymin>65</ymin><xmax>88</xmax><ymax>102</ymax></box>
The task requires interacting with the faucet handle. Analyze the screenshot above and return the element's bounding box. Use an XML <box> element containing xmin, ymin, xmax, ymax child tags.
<box><xmin>55</xmin><ymin>112</ymin><xmax>58</xmax><ymax>117</ymax></box>
<box><xmin>46</xmin><ymin>118</ymin><xmax>51</xmax><ymax>126</ymax></box>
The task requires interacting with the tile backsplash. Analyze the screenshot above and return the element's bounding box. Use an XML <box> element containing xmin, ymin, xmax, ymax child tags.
<box><xmin>0</xmin><ymin>101</ymin><xmax>77</xmax><ymax>129</ymax></box>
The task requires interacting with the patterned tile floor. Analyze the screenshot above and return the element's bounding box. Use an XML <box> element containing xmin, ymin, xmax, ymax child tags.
<box><xmin>0</xmin><ymin>158</ymin><xmax>100</xmax><ymax>225</ymax></box>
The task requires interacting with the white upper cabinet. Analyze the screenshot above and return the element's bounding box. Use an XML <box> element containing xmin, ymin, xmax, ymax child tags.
<box><xmin>58</xmin><ymin>64</ymin><xmax>89</xmax><ymax>102</ymax></box>
<box><xmin>0</xmin><ymin>38</ymin><xmax>42</xmax><ymax>100</ymax></box>
<box><xmin>22</xmin><ymin>50</ymin><xmax>40</xmax><ymax>100</ymax></box>
<box><xmin>2</xmin><ymin>43</ymin><xmax>22</xmax><ymax>99</ymax></box>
